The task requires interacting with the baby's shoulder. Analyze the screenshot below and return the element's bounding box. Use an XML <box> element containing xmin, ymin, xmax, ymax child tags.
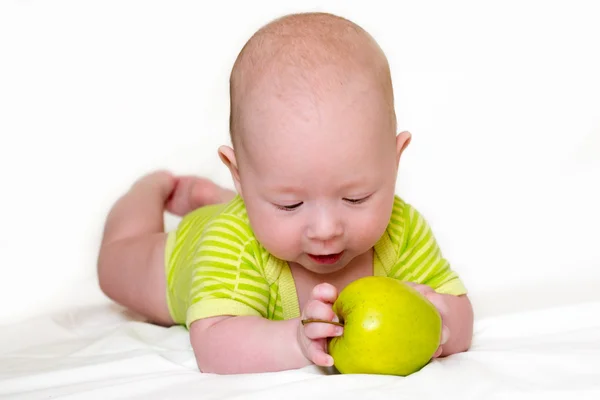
<box><xmin>388</xmin><ymin>194</ymin><xmax>409</xmax><ymax>226</ymax></box>
<box><xmin>177</xmin><ymin>195</ymin><xmax>256</xmax><ymax>242</ymax></box>
<box><xmin>382</xmin><ymin>195</ymin><xmax>424</xmax><ymax>249</ymax></box>
<box><xmin>389</xmin><ymin>194</ymin><xmax>426</xmax><ymax>226</ymax></box>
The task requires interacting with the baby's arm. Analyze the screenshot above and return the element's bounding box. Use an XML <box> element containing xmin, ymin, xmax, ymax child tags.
<box><xmin>191</xmin><ymin>316</ymin><xmax>307</xmax><ymax>374</ymax></box>
<box><xmin>190</xmin><ymin>283</ymin><xmax>341</xmax><ymax>374</ymax></box>
<box><xmin>407</xmin><ymin>283</ymin><xmax>473</xmax><ymax>357</ymax></box>
<box><xmin>437</xmin><ymin>293</ymin><xmax>473</xmax><ymax>356</ymax></box>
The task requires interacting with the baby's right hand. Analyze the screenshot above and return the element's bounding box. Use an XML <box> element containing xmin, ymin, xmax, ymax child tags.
<box><xmin>297</xmin><ymin>283</ymin><xmax>343</xmax><ymax>367</ymax></box>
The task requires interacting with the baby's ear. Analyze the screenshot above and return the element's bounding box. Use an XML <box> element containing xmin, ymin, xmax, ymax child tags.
<box><xmin>395</xmin><ymin>131</ymin><xmax>412</xmax><ymax>166</ymax></box>
<box><xmin>218</xmin><ymin>145</ymin><xmax>243</xmax><ymax>197</ymax></box>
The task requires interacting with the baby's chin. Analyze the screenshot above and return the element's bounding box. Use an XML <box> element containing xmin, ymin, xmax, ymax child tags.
<box><xmin>303</xmin><ymin>263</ymin><xmax>346</xmax><ymax>275</ymax></box>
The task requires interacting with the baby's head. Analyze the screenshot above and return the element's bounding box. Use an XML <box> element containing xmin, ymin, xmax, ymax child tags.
<box><xmin>219</xmin><ymin>12</ymin><xmax>411</xmax><ymax>274</ymax></box>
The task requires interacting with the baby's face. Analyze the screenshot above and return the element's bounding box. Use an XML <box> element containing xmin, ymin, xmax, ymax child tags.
<box><xmin>236</xmin><ymin>76</ymin><xmax>400</xmax><ymax>274</ymax></box>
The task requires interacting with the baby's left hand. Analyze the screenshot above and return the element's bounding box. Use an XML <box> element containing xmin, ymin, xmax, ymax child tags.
<box><xmin>404</xmin><ymin>282</ymin><xmax>450</xmax><ymax>358</ymax></box>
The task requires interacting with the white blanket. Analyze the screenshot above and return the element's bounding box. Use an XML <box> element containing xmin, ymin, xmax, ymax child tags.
<box><xmin>2</xmin><ymin>299</ymin><xmax>599</xmax><ymax>399</ymax></box>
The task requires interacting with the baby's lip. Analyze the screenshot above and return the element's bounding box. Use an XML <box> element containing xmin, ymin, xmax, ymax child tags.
<box><xmin>308</xmin><ymin>251</ymin><xmax>344</xmax><ymax>264</ymax></box>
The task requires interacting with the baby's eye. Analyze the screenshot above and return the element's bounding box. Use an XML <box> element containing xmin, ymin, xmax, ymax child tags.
<box><xmin>274</xmin><ymin>202</ymin><xmax>303</xmax><ymax>211</ymax></box>
<box><xmin>343</xmin><ymin>195</ymin><xmax>371</xmax><ymax>205</ymax></box>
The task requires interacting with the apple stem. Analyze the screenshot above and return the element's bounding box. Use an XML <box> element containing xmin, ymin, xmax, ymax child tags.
<box><xmin>301</xmin><ymin>319</ymin><xmax>344</xmax><ymax>327</ymax></box>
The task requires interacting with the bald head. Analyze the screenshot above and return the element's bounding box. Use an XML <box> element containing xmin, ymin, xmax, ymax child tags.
<box><xmin>228</xmin><ymin>12</ymin><xmax>396</xmax><ymax>148</ymax></box>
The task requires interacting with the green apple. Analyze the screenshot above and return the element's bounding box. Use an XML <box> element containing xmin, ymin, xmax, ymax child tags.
<box><xmin>328</xmin><ymin>276</ymin><xmax>442</xmax><ymax>376</ymax></box>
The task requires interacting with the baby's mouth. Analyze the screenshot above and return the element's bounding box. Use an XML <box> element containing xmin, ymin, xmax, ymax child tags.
<box><xmin>308</xmin><ymin>252</ymin><xmax>344</xmax><ymax>264</ymax></box>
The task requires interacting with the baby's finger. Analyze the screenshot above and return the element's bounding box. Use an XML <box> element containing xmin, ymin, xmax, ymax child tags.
<box><xmin>425</xmin><ymin>292</ymin><xmax>450</xmax><ymax>316</ymax></box>
<box><xmin>302</xmin><ymin>299</ymin><xmax>337</xmax><ymax>322</ymax></box>
<box><xmin>310</xmin><ymin>283</ymin><xmax>338</xmax><ymax>304</ymax></box>
<box><xmin>441</xmin><ymin>325</ymin><xmax>450</xmax><ymax>345</ymax></box>
<box><xmin>404</xmin><ymin>282</ymin><xmax>435</xmax><ymax>296</ymax></box>
<box><xmin>304</xmin><ymin>320</ymin><xmax>344</xmax><ymax>340</ymax></box>
<box><xmin>306</xmin><ymin>339</ymin><xmax>334</xmax><ymax>367</ymax></box>
<box><xmin>431</xmin><ymin>325</ymin><xmax>449</xmax><ymax>359</ymax></box>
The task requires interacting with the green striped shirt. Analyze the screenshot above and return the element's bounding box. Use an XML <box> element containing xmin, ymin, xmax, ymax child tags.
<box><xmin>165</xmin><ymin>195</ymin><xmax>466</xmax><ymax>328</ymax></box>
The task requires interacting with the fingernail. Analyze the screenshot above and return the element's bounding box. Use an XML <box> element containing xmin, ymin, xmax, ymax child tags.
<box><xmin>441</xmin><ymin>327</ymin><xmax>449</xmax><ymax>344</ymax></box>
<box><xmin>336</xmin><ymin>327</ymin><xmax>343</xmax><ymax>336</ymax></box>
<box><xmin>327</xmin><ymin>356</ymin><xmax>334</xmax><ymax>366</ymax></box>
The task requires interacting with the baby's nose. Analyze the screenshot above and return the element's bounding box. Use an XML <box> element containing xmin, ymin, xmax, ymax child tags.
<box><xmin>306</xmin><ymin>212</ymin><xmax>343</xmax><ymax>241</ymax></box>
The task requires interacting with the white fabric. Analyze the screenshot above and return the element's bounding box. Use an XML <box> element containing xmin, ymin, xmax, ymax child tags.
<box><xmin>2</xmin><ymin>295</ymin><xmax>600</xmax><ymax>399</ymax></box>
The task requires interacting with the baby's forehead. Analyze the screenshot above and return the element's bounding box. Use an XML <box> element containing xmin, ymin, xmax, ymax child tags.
<box><xmin>241</xmin><ymin>89</ymin><xmax>394</xmax><ymax>161</ymax></box>
<box><xmin>239</xmin><ymin>112</ymin><xmax>396</xmax><ymax>191</ymax></box>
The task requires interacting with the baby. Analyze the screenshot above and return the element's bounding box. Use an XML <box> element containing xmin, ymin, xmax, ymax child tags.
<box><xmin>97</xmin><ymin>12</ymin><xmax>473</xmax><ymax>374</ymax></box>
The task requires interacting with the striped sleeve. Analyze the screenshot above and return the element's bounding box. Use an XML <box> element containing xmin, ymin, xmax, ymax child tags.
<box><xmin>184</xmin><ymin>214</ymin><xmax>271</xmax><ymax>327</ymax></box>
<box><xmin>390</xmin><ymin>202</ymin><xmax>467</xmax><ymax>296</ymax></box>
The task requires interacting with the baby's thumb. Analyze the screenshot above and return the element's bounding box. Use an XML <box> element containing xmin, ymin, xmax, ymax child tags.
<box><xmin>441</xmin><ymin>325</ymin><xmax>450</xmax><ymax>345</ymax></box>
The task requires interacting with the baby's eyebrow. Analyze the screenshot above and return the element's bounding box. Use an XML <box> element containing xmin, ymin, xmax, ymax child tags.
<box><xmin>267</xmin><ymin>180</ymin><xmax>370</xmax><ymax>196</ymax></box>
<box><xmin>267</xmin><ymin>185</ymin><xmax>303</xmax><ymax>195</ymax></box>
<box><xmin>338</xmin><ymin>178</ymin><xmax>370</xmax><ymax>191</ymax></box>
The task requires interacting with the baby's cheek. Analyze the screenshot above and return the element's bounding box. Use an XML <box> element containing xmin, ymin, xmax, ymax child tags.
<box><xmin>351</xmin><ymin>210</ymin><xmax>389</xmax><ymax>248</ymax></box>
<box><xmin>254</xmin><ymin>217</ymin><xmax>301</xmax><ymax>258</ymax></box>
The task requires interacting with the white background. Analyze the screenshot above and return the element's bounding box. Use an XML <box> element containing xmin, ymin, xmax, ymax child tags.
<box><xmin>1</xmin><ymin>0</ymin><xmax>599</xmax><ymax>325</ymax></box>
